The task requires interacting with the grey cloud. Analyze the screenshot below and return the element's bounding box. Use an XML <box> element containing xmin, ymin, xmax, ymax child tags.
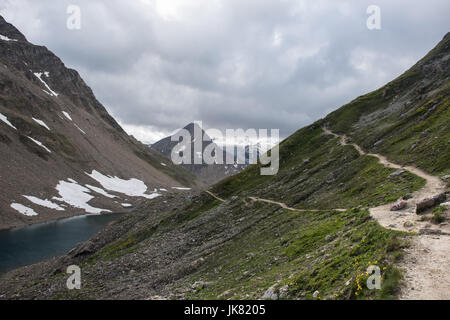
<box><xmin>1</xmin><ymin>0</ymin><xmax>449</xmax><ymax>143</ymax></box>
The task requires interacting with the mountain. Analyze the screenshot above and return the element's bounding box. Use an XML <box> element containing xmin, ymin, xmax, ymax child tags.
<box><xmin>0</xmin><ymin>16</ymin><xmax>198</xmax><ymax>230</ymax></box>
<box><xmin>151</xmin><ymin>122</ymin><xmax>246</xmax><ymax>185</ymax></box>
<box><xmin>0</xmin><ymin>29</ymin><xmax>448</xmax><ymax>300</ymax></box>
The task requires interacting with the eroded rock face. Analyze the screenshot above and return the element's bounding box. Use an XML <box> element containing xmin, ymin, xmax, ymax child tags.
<box><xmin>416</xmin><ymin>193</ymin><xmax>446</xmax><ymax>214</ymax></box>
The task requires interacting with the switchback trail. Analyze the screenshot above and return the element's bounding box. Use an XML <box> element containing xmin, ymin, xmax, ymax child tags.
<box><xmin>205</xmin><ymin>128</ymin><xmax>449</xmax><ymax>299</ymax></box>
<box><xmin>248</xmin><ymin>197</ymin><xmax>346</xmax><ymax>212</ymax></box>
<box><xmin>322</xmin><ymin>126</ymin><xmax>450</xmax><ymax>300</ymax></box>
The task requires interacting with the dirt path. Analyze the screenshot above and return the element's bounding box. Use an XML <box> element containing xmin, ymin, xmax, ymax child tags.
<box><xmin>322</xmin><ymin>126</ymin><xmax>449</xmax><ymax>300</ymax></box>
<box><xmin>248</xmin><ymin>197</ymin><xmax>346</xmax><ymax>212</ymax></box>
<box><xmin>204</xmin><ymin>190</ymin><xmax>225</xmax><ymax>202</ymax></box>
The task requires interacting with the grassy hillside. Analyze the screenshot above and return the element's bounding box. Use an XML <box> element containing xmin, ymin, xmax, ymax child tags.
<box><xmin>325</xmin><ymin>33</ymin><xmax>450</xmax><ymax>176</ymax></box>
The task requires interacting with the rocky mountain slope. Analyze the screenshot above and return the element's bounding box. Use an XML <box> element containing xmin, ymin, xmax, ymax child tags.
<box><xmin>0</xmin><ymin>30</ymin><xmax>448</xmax><ymax>300</ymax></box>
<box><xmin>152</xmin><ymin>122</ymin><xmax>246</xmax><ymax>185</ymax></box>
<box><xmin>0</xmin><ymin>16</ymin><xmax>198</xmax><ymax>230</ymax></box>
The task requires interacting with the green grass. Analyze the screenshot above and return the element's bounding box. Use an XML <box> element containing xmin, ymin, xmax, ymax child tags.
<box><xmin>180</xmin><ymin>207</ymin><xmax>407</xmax><ymax>300</ymax></box>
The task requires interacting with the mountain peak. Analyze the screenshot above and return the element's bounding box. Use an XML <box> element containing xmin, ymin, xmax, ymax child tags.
<box><xmin>0</xmin><ymin>15</ymin><xmax>27</xmax><ymax>42</ymax></box>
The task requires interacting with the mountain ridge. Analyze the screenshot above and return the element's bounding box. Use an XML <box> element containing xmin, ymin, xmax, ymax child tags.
<box><xmin>0</xmin><ymin>16</ymin><xmax>198</xmax><ymax>230</ymax></box>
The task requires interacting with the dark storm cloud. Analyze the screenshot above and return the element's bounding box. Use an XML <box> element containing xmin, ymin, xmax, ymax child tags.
<box><xmin>1</xmin><ymin>0</ymin><xmax>449</xmax><ymax>143</ymax></box>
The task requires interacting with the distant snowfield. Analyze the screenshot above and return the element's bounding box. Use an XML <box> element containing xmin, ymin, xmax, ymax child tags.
<box><xmin>23</xmin><ymin>195</ymin><xmax>64</xmax><ymax>211</ymax></box>
<box><xmin>32</xmin><ymin>118</ymin><xmax>50</xmax><ymax>130</ymax></box>
<box><xmin>86</xmin><ymin>170</ymin><xmax>161</xmax><ymax>199</ymax></box>
<box><xmin>26</xmin><ymin>136</ymin><xmax>51</xmax><ymax>153</ymax></box>
<box><xmin>11</xmin><ymin>203</ymin><xmax>38</xmax><ymax>216</ymax></box>
<box><xmin>0</xmin><ymin>113</ymin><xmax>17</xmax><ymax>130</ymax></box>
<box><xmin>53</xmin><ymin>179</ymin><xmax>111</xmax><ymax>214</ymax></box>
<box><xmin>33</xmin><ymin>72</ymin><xmax>59</xmax><ymax>97</ymax></box>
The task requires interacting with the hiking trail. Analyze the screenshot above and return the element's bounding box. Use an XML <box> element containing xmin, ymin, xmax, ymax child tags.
<box><xmin>206</xmin><ymin>127</ymin><xmax>449</xmax><ymax>299</ymax></box>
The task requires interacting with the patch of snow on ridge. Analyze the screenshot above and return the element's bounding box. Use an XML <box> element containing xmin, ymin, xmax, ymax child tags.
<box><xmin>33</xmin><ymin>72</ymin><xmax>59</xmax><ymax>97</ymax></box>
<box><xmin>26</xmin><ymin>136</ymin><xmax>51</xmax><ymax>153</ymax></box>
<box><xmin>74</xmin><ymin>123</ymin><xmax>86</xmax><ymax>134</ymax></box>
<box><xmin>0</xmin><ymin>34</ymin><xmax>18</xmax><ymax>41</ymax></box>
<box><xmin>85</xmin><ymin>185</ymin><xmax>116</xmax><ymax>198</ymax></box>
<box><xmin>86</xmin><ymin>170</ymin><xmax>161</xmax><ymax>199</ymax></box>
<box><xmin>53</xmin><ymin>179</ymin><xmax>111</xmax><ymax>214</ymax></box>
<box><xmin>11</xmin><ymin>203</ymin><xmax>38</xmax><ymax>216</ymax></box>
<box><xmin>0</xmin><ymin>113</ymin><xmax>17</xmax><ymax>130</ymax></box>
<box><xmin>32</xmin><ymin>118</ymin><xmax>50</xmax><ymax>130</ymax></box>
<box><xmin>62</xmin><ymin>111</ymin><xmax>72</xmax><ymax>121</ymax></box>
<box><xmin>172</xmin><ymin>187</ymin><xmax>191</xmax><ymax>191</ymax></box>
<box><xmin>121</xmin><ymin>203</ymin><xmax>132</xmax><ymax>207</ymax></box>
<box><xmin>23</xmin><ymin>195</ymin><xmax>64</xmax><ymax>211</ymax></box>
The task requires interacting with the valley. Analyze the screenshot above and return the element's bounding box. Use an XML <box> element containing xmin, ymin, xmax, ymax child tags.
<box><xmin>0</xmin><ymin>15</ymin><xmax>448</xmax><ymax>301</ymax></box>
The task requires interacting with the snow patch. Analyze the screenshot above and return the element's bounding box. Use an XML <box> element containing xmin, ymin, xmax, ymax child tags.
<box><xmin>23</xmin><ymin>195</ymin><xmax>64</xmax><ymax>211</ymax></box>
<box><xmin>86</xmin><ymin>170</ymin><xmax>161</xmax><ymax>199</ymax></box>
<box><xmin>74</xmin><ymin>123</ymin><xmax>86</xmax><ymax>135</ymax></box>
<box><xmin>0</xmin><ymin>113</ymin><xmax>17</xmax><ymax>130</ymax></box>
<box><xmin>11</xmin><ymin>203</ymin><xmax>38</xmax><ymax>216</ymax></box>
<box><xmin>85</xmin><ymin>185</ymin><xmax>117</xmax><ymax>198</ymax></box>
<box><xmin>172</xmin><ymin>187</ymin><xmax>191</xmax><ymax>191</ymax></box>
<box><xmin>0</xmin><ymin>34</ymin><xmax>18</xmax><ymax>42</ymax></box>
<box><xmin>161</xmin><ymin>162</ymin><xmax>167</xmax><ymax>166</ymax></box>
<box><xmin>62</xmin><ymin>111</ymin><xmax>72</xmax><ymax>121</ymax></box>
<box><xmin>159</xmin><ymin>188</ymin><xmax>168</xmax><ymax>192</ymax></box>
<box><xmin>53</xmin><ymin>179</ymin><xmax>111</xmax><ymax>214</ymax></box>
<box><xmin>121</xmin><ymin>203</ymin><xmax>132</xmax><ymax>207</ymax></box>
<box><xmin>32</xmin><ymin>117</ymin><xmax>50</xmax><ymax>130</ymax></box>
<box><xmin>33</xmin><ymin>72</ymin><xmax>59</xmax><ymax>97</ymax></box>
<box><xmin>26</xmin><ymin>136</ymin><xmax>51</xmax><ymax>153</ymax></box>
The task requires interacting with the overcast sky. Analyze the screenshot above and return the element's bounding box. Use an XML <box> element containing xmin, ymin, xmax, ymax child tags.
<box><xmin>1</xmin><ymin>0</ymin><xmax>449</xmax><ymax>144</ymax></box>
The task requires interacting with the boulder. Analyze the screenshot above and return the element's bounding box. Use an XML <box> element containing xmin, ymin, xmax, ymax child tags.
<box><xmin>416</xmin><ymin>193</ymin><xmax>446</xmax><ymax>214</ymax></box>
<box><xmin>261</xmin><ymin>285</ymin><xmax>278</xmax><ymax>300</ymax></box>
<box><xmin>68</xmin><ymin>240</ymin><xmax>95</xmax><ymax>257</ymax></box>
<box><xmin>390</xmin><ymin>201</ymin><xmax>407</xmax><ymax>211</ymax></box>
<box><xmin>388</xmin><ymin>169</ymin><xmax>406</xmax><ymax>179</ymax></box>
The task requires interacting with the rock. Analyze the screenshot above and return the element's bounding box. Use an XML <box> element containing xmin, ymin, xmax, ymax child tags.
<box><xmin>218</xmin><ymin>290</ymin><xmax>232</xmax><ymax>299</ymax></box>
<box><xmin>403</xmin><ymin>194</ymin><xmax>413</xmax><ymax>200</ymax></box>
<box><xmin>388</xmin><ymin>169</ymin><xmax>405</xmax><ymax>179</ymax></box>
<box><xmin>192</xmin><ymin>281</ymin><xmax>211</xmax><ymax>290</ymax></box>
<box><xmin>416</xmin><ymin>193</ymin><xmax>447</xmax><ymax>214</ymax></box>
<box><xmin>68</xmin><ymin>240</ymin><xmax>95</xmax><ymax>257</ymax></box>
<box><xmin>261</xmin><ymin>285</ymin><xmax>278</xmax><ymax>300</ymax></box>
<box><xmin>420</xmin><ymin>129</ymin><xmax>431</xmax><ymax>137</ymax></box>
<box><xmin>312</xmin><ymin>290</ymin><xmax>320</xmax><ymax>298</ymax></box>
<box><xmin>390</xmin><ymin>201</ymin><xmax>407</xmax><ymax>211</ymax></box>
<box><xmin>409</xmin><ymin>144</ymin><xmax>417</xmax><ymax>151</ymax></box>
<box><xmin>278</xmin><ymin>285</ymin><xmax>289</xmax><ymax>299</ymax></box>
<box><xmin>373</xmin><ymin>140</ymin><xmax>383</xmax><ymax>147</ymax></box>
<box><xmin>231</xmin><ymin>196</ymin><xmax>238</xmax><ymax>201</ymax></box>
<box><xmin>441</xmin><ymin>175</ymin><xmax>450</xmax><ymax>180</ymax></box>
<box><xmin>440</xmin><ymin>202</ymin><xmax>450</xmax><ymax>207</ymax></box>
<box><xmin>403</xmin><ymin>221</ymin><xmax>414</xmax><ymax>228</ymax></box>
<box><xmin>418</xmin><ymin>228</ymin><xmax>447</xmax><ymax>235</ymax></box>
